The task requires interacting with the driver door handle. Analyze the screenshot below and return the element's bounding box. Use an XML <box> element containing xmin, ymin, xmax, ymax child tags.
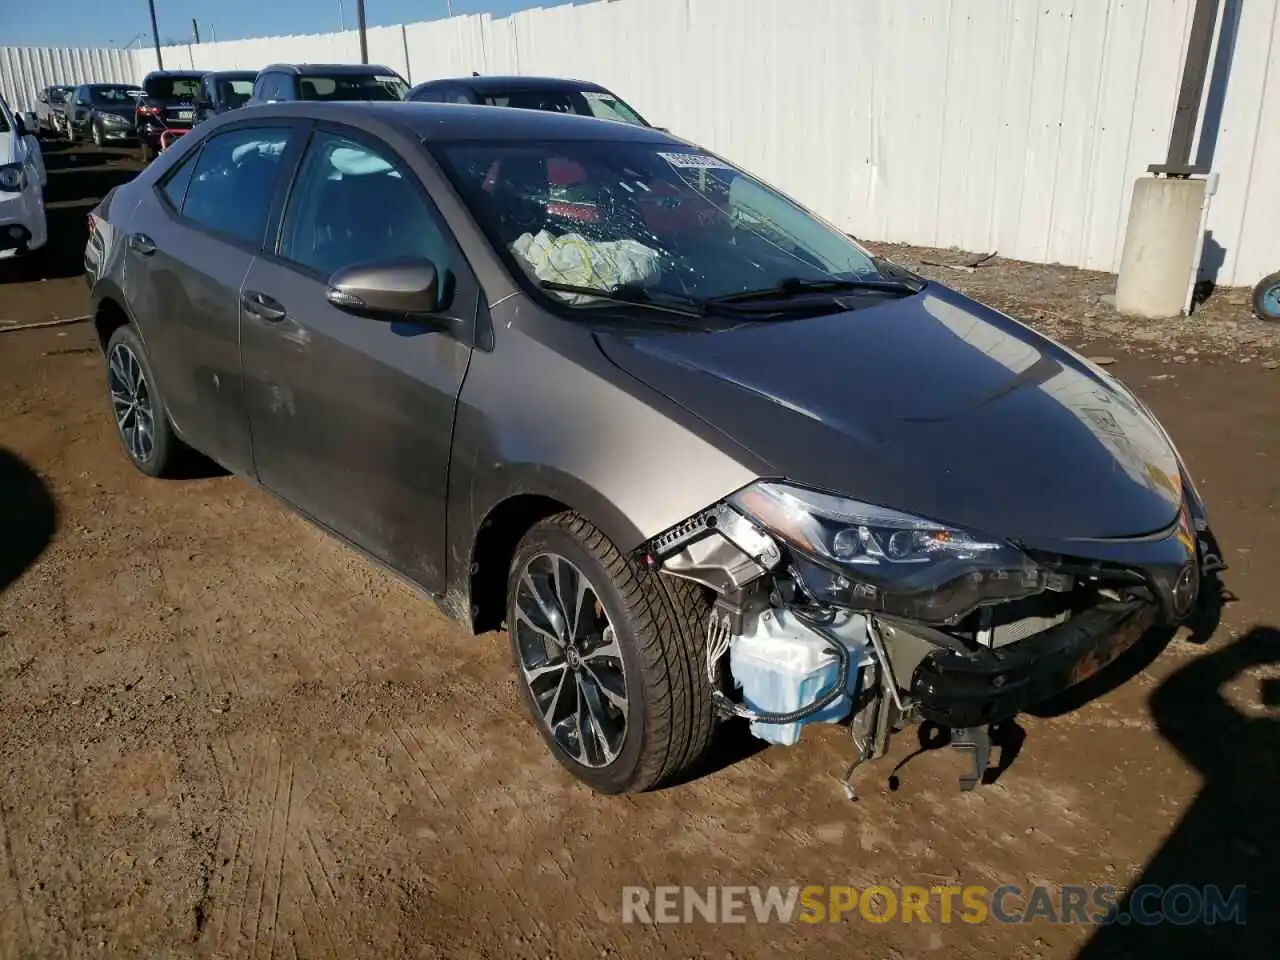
<box><xmin>128</xmin><ymin>233</ymin><xmax>156</xmax><ymax>256</ymax></box>
<box><xmin>242</xmin><ymin>290</ymin><xmax>287</xmax><ymax>323</ymax></box>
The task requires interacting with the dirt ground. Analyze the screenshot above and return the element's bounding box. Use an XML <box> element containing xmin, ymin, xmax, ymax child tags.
<box><xmin>1</xmin><ymin>142</ymin><xmax>1279</xmax><ymax>960</ymax></box>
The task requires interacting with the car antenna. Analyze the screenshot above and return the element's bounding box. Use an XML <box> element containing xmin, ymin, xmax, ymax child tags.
<box><xmin>472</xmin><ymin>71</ymin><xmax>480</xmax><ymax>77</ymax></box>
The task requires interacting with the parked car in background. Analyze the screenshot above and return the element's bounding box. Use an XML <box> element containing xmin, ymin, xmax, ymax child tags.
<box><xmin>0</xmin><ymin>94</ymin><xmax>47</xmax><ymax>263</ymax></box>
<box><xmin>136</xmin><ymin>70</ymin><xmax>203</xmax><ymax>160</ymax></box>
<box><xmin>67</xmin><ymin>83</ymin><xmax>145</xmax><ymax>146</ymax></box>
<box><xmin>406</xmin><ymin>75</ymin><xmax>651</xmax><ymax>126</ymax></box>
<box><xmin>195</xmin><ymin>70</ymin><xmax>257</xmax><ymax>124</ymax></box>
<box><xmin>247</xmin><ymin>63</ymin><xmax>407</xmax><ymax>105</ymax></box>
<box><xmin>34</xmin><ymin>85</ymin><xmax>75</xmax><ymax>136</ymax></box>
<box><xmin>84</xmin><ymin>101</ymin><xmax>1220</xmax><ymax>798</ymax></box>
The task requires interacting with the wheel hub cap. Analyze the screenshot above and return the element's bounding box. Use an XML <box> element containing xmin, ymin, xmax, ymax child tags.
<box><xmin>513</xmin><ymin>553</ymin><xmax>628</xmax><ymax>769</ymax></box>
<box><xmin>107</xmin><ymin>342</ymin><xmax>155</xmax><ymax>462</ymax></box>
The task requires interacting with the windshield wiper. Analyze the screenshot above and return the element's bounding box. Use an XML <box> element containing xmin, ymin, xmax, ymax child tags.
<box><xmin>540</xmin><ymin>280</ymin><xmax>709</xmax><ymax>318</ymax></box>
<box><xmin>708</xmin><ymin>274</ymin><xmax>922</xmax><ymax>305</ymax></box>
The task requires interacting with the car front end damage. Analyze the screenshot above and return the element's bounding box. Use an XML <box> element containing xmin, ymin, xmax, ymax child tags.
<box><xmin>643</xmin><ymin>475</ymin><xmax>1223</xmax><ymax>795</ymax></box>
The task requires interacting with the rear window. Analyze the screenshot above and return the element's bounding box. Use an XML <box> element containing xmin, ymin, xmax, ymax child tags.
<box><xmin>297</xmin><ymin>73</ymin><xmax>407</xmax><ymax>102</ymax></box>
<box><xmin>145</xmin><ymin>76</ymin><xmax>201</xmax><ymax>100</ymax></box>
<box><xmin>89</xmin><ymin>85</ymin><xmax>142</xmax><ymax>105</ymax></box>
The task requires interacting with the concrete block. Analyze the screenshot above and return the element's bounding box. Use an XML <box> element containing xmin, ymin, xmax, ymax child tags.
<box><xmin>1115</xmin><ymin>176</ymin><xmax>1207</xmax><ymax>320</ymax></box>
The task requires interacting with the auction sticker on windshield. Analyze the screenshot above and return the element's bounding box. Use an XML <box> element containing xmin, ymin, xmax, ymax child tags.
<box><xmin>658</xmin><ymin>151</ymin><xmax>734</xmax><ymax>171</ymax></box>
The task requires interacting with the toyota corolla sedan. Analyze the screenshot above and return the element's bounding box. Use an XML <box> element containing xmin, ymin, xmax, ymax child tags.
<box><xmin>84</xmin><ymin>102</ymin><xmax>1222</xmax><ymax>796</ymax></box>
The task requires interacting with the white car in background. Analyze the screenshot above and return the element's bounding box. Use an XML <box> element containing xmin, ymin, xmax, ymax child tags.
<box><xmin>0</xmin><ymin>93</ymin><xmax>48</xmax><ymax>262</ymax></box>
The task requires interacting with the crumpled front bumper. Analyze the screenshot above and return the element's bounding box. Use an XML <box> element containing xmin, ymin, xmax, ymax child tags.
<box><xmin>908</xmin><ymin>497</ymin><xmax>1220</xmax><ymax>729</ymax></box>
<box><xmin>908</xmin><ymin>599</ymin><xmax>1157</xmax><ymax>728</ymax></box>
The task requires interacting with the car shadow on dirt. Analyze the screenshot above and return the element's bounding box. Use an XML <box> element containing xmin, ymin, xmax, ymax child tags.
<box><xmin>0</xmin><ymin>448</ymin><xmax>58</xmax><ymax>594</ymax></box>
<box><xmin>1073</xmin><ymin>624</ymin><xmax>1280</xmax><ymax>958</ymax></box>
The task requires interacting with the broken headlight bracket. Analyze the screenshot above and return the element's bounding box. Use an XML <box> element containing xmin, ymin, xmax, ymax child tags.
<box><xmin>647</xmin><ymin>502</ymin><xmax>1008</xmax><ymax>797</ymax></box>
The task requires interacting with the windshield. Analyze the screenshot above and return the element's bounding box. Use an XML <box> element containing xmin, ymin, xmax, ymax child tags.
<box><xmin>298</xmin><ymin>73</ymin><xmax>407</xmax><ymax>102</ymax></box>
<box><xmin>216</xmin><ymin>78</ymin><xmax>254</xmax><ymax>107</ymax></box>
<box><xmin>90</xmin><ymin>85</ymin><xmax>142</xmax><ymax>105</ymax></box>
<box><xmin>144</xmin><ymin>76</ymin><xmax>200</xmax><ymax>100</ymax></box>
<box><xmin>483</xmin><ymin>88</ymin><xmax>648</xmax><ymax>126</ymax></box>
<box><xmin>49</xmin><ymin>87</ymin><xmax>72</xmax><ymax>104</ymax></box>
<box><xmin>435</xmin><ymin>140</ymin><xmax>883</xmax><ymax>306</ymax></box>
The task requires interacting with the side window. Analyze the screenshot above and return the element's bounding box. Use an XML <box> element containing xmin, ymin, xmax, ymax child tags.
<box><xmin>180</xmin><ymin>126</ymin><xmax>292</xmax><ymax>245</ymax></box>
<box><xmin>410</xmin><ymin>86</ymin><xmax>442</xmax><ymax>103</ymax></box>
<box><xmin>278</xmin><ymin>131</ymin><xmax>452</xmax><ymax>293</ymax></box>
<box><xmin>159</xmin><ymin>147</ymin><xmax>200</xmax><ymax>211</ymax></box>
<box><xmin>451</xmin><ymin>87</ymin><xmax>476</xmax><ymax>105</ymax></box>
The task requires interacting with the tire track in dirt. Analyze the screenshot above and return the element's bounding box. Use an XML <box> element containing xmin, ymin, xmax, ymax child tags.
<box><xmin>0</xmin><ymin>793</ymin><xmax>32</xmax><ymax>955</ymax></box>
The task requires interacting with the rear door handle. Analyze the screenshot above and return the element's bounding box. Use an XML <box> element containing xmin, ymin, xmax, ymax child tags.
<box><xmin>128</xmin><ymin>232</ymin><xmax>156</xmax><ymax>256</ymax></box>
<box><xmin>242</xmin><ymin>290</ymin><xmax>287</xmax><ymax>323</ymax></box>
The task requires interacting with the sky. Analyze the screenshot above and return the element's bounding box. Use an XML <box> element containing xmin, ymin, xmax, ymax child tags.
<box><xmin>1</xmin><ymin>0</ymin><xmax>577</xmax><ymax>49</ymax></box>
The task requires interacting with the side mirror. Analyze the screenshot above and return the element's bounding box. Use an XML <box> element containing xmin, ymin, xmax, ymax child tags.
<box><xmin>37</xmin><ymin>92</ymin><xmax>47</xmax><ymax>104</ymax></box>
<box><xmin>326</xmin><ymin>259</ymin><xmax>443</xmax><ymax>321</ymax></box>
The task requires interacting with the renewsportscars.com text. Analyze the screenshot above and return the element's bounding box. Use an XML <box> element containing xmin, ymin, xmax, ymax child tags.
<box><xmin>621</xmin><ymin>884</ymin><xmax>1248</xmax><ymax>926</ymax></box>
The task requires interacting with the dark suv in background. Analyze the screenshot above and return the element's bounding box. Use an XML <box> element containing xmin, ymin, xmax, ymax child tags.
<box><xmin>136</xmin><ymin>70</ymin><xmax>203</xmax><ymax>160</ymax></box>
<box><xmin>195</xmin><ymin>70</ymin><xmax>257</xmax><ymax>124</ymax></box>
<box><xmin>247</xmin><ymin>63</ymin><xmax>408</xmax><ymax>104</ymax></box>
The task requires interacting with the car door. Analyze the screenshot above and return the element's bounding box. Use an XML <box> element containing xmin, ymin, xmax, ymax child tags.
<box><xmin>239</xmin><ymin>124</ymin><xmax>478</xmax><ymax>591</ymax></box>
<box><xmin>124</xmin><ymin>121</ymin><xmax>305</xmax><ymax>475</ymax></box>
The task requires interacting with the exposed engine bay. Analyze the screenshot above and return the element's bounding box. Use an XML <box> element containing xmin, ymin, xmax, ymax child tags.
<box><xmin>644</xmin><ymin>481</ymin><xmax>1224</xmax><ymax>796</ymax></box>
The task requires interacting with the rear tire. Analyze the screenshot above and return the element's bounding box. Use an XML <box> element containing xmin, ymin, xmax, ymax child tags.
<box><xmin>506</xmin><ymin>511</ymin><xmax>715</xmax><ymax>794</ymax></box>
<box><xmin>104</xmin><ymin>325</ymin><xmax>187</xmax><ymax>478</ymax></box>
<box><xmin>1253</xmin><ymin>271</ymin><xmax>1280</xmax><ymax>322</ymax></box>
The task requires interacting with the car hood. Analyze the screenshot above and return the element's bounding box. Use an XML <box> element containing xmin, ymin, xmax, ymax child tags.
<box><xmin>593</xmin><ymin>285</ymin><xmax>1184</xmax><ymax>546</ymax></box>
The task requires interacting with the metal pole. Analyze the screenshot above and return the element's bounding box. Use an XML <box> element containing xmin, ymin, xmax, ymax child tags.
<box><xmin>446</xmin><ymin>0</ymin><xmax>453</xmax><ymax>15</ymax></box>
<box><xmin>1150</xmin><ymin>0</ymin><xmax>1221</xmax><ymax>176</ymax></box>
<box><xmin>192</xmin><ymin>18</ymin><xmax>200</xmax><ymax>43</ymax></box>
<box><xmin>356</xmin><ymin>0</ymin><xmax>368</xmax><ymax>63</ymax></box>
<box><xmin>338</xmin><ymin>0</ymin><xmax>346</xmax><ymax>32</ymax></box>
<box><xmin>147</xmin><ymin>0</ymin><xmax>164</xmax><ymax>69</ymax></box>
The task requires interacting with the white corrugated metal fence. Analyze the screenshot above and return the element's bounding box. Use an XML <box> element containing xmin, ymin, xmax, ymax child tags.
<box><xmin>5</xmin><ymin>0</ymin><xmax>1277</xmax><ymax>286</ymax></box>
<box><xmin>0</xmin><ymin>46</ymin><xmax>138</xmax><ymax>113</ymax></box>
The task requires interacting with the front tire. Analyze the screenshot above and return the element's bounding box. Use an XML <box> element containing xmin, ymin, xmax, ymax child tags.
<box><xmin>1253</xmin><ymin>271</ymin><xmax>1280</xmax><ymax>322</ymax></box>
<box><xmin>104</xmin><ymin>325</ymin><xmax>186</xmax><ymax>477</ymax></box>
<box><xmin>506</xmin><ymin>512</ymin><xmax>715</xmax><ymax>794</ymax></box>
<box><xmin>91</xmin><ymin>118</ymin><xmax>104</xmax><ymax>147</ymax></box>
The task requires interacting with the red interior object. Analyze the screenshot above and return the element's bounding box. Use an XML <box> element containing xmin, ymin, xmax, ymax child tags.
<box><xmin>159</xmin><ymin>130</ymin><xmax>187</xmax><ymax>151</ymax></box>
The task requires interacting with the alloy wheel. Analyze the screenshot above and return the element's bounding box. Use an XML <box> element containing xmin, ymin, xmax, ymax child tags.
<box><xmin>107</xmin><ymin>343</ymin><xmax>155</xmax><ymax>463</ymax></box>
<box><xmin>513</xmin><ymin>552</ymin><xmax>629</xmax><ymax>768</ymax></box>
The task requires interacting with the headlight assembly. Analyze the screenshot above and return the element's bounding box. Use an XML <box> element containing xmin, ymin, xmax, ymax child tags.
<box><xmin>0</xmin><ymin>164</ymin><xmax>24</xmax><ymax>193</ymax></box>
<box><xmin>101</xmin><ymin>113</ymin><xmax>130</xmax><ymax>126</ymax></box>
<box><xmin>730</xmin><ymin>481</ymin><xmax>1049</xmax><ymax>624</ymax></box>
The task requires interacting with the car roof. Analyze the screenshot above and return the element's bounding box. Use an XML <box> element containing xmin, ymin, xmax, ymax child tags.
<box><xmin>416</xmin><ymin>75</ymin><xmax>610</xmax><ymax>94</ymax></box>
<box><xmin>204</xmin><ymin>70</ymin><xmax>257</xmax><ymax>79</ymax></box>
<box><xmin>262</xmin><ymin>63</ymin><xmax>402</xmax><ymax>77</ymax></box>
<box><xmin>238</xmin><ymin>100</ymin><xmax>672</xmax><ymax>143</ymax></box>
<box><xmin>143</xmin><ymin>70</ymin><xmax>204</xmax><ymax>79</ymax></box>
